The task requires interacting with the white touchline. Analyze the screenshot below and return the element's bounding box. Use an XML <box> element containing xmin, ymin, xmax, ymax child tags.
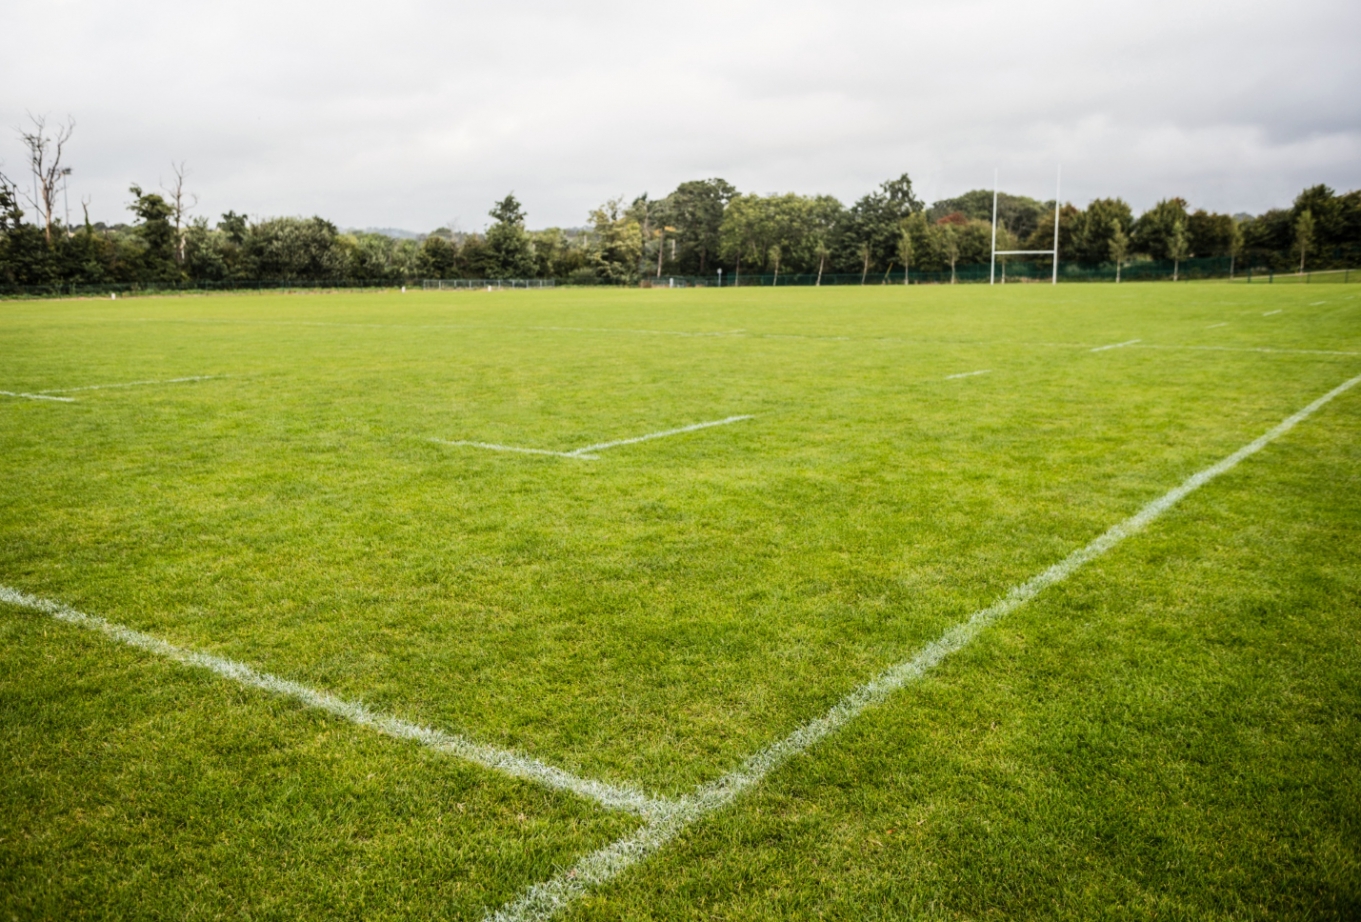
<box><xmin>1090</xmin><ymin>338</ymin><xmax>1141</xmax><ymax>352</ymax></box>
<box><xmin>40</xmin><ymin>374</ymin><xmax>226</xmax><ymax>394</ymax></box>
<box><xmin>487</xmin><ymin>370</ymin><xmax>1361</xmax><ymax>922</ymax></box>
<box><xmin>0</xmin><ymin>390</ymin><xmax>75</xmax><ymax>403</ymax></box>
<box><xmin>1263</xmin><ymin>310</ymin><xmax>1282</xmax><ymax>316</ymax></box>
<box><xmin>1206</xmin><ymin>322</ymin><xmax>1229</xmax><ymax>329</ymax></box>
<box><xmin>944</xmin><ymin>369</ymin><xmax>991</xmax><ymax>380</ymax></box>
<box><xmin>0</xmin><ymin>585</ymin><xmax>673</xmax><ymax>819</ymax></box>
<box><xmin>434</xmin><ymin>416</ymin><xmax>753</xmax><ymax>461</ymax></box>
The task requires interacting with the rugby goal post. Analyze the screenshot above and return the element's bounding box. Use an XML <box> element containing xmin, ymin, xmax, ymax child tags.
<box><xmin>990</xmin><ymin>167</ymin><xmax>1061</xmax><ymax>285</ymax></box>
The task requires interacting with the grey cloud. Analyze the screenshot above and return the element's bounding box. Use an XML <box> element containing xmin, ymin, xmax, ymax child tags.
<box><xmin>2</xmin><ymin>0</ymin><xmax>1357</xmax><ymax>230</ymax></box>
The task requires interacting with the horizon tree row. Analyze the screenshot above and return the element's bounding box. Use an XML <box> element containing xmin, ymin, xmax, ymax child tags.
<box><xmin>2</xmin><ymin>118</ymin><xmax>1358</xmax><ymax>288</ymax></box>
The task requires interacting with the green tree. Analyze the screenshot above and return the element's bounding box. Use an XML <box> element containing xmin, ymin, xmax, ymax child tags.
<box><xmin>665</xmin><ymin>178</ymin><xmax>736</xmax><ymax>274</ymax></box>
<box><xmin>1108</xmin><ymin>223</ymin><xmax>1130</xmax><ymax>282</ymax></box>
<box><xmin>840</xmin><ymin>173</ymin><xmax>922</xmax><ymax>276</ymax></box>
<box><xmin>928</xmin><ymin>189</ymin><xmax>1049</xmax><ymax>242</ymax></box>
<box><xmin>1227</xmin><ymin>220</ymin><xmax>1243</xmax><ymax>279</ymax></box>
<box><xmin>1294</xmin><ymin>209</ymin><xmax>1314</xmax><ymax>273</ymax></box>
<box><xmin>588</xmin><ymin>198</ymin><xmax>642</xmax><ymax>283</ymax></box>
<box><xmin>245</xmin><ymin>216</ymin><xmax>346</xmax><ymax>281</ymax></box>
<box><xmin>128</xmin><ymin>184</ymin><xmax>178</xmax><ymax>281</ymax></box>
<box><xmin>1132</xmin><ymin>198</ymin><xmax>1189</xmax><ymax>260</ymax></box>
<box><xmin>485</xmin><ymin>193</ymin><xmax>536</xmax><ymax>278</ymax></box>
<box><xmin>418</xmin><ymin>235</ymin><xmax>458</xmax><ymax>279</ymax></box>
<box><xmin>1071</xmin><ymin>198</ymin><xmax>1133</xmax><ymax>264</ymax></box>
<box><xmin>932</xmin><ymin>223</ymin><xmax>961</xmax><ymax>283</ymax></box>
<box><xmin>1167</xmin><ymin>219</ymin><xmax>1189</xmax><ymax>281</ymax></box>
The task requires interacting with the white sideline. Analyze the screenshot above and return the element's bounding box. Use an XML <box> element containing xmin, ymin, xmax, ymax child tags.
<box><xmin>0</xmin><ymin>585</ymin><xmax>672</xmax><ymax>818</ymax></box>
<box><xmin>0</xmin><ymin>390</ymin><xmax>75</xmax><ymax>403</ymax></box>
<box><xmin>1205</xmin><ymin>322</ymin><xmax>1229</xmax><ymax>329</ymax></box>
<box><xmin>944</xmin><ymin>369</ymin><xmax>991</xmax><ymax>380</ymax></box>
<box><xmin>434</xmin><ymin>416</ymin><xmax>753</xmax><ymax>461</ymax></box>
<box><xmin>1090</xmin><ymin>338</ymin><xmax>1141</xmax><ymax>352</ymax></box>
<box><xmin>1263</xmin><ymin>310</ymin><xmax>1283</xmax><ymax>316</ymax></box>
<box><xmin>41</xmin><ymin>374</ymin><xmax>225</xmax><ymax>394</ymax></box>
<box><xmin>487</xmin><ymin>371</ymin><xmax>1361</xmax><ymax>922</ymax></box>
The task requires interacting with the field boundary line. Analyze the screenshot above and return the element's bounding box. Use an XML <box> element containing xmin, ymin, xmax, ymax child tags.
<box><xmin>0</xmin><ymin>585</ymin><xmax>674</xmax><ymax>818</ymax></box>
<box><xmin>40</xmin><ymin>374</ymin><xmax>226</xmax><ymax>394</ymax></box>
<box><xmin>0</xmin><ymin>390</ymin><xmax>75</xmax><ymax>403</ymax></box>
<box><xmin>434</xmin><ymin>416</ymin><xmax>753</xmax><ymax>461</ymax></box>
<box><xmin>1090</xmin><ymin>338</ymin><xmax>1141</xmax><ymax>352</ymax></box>
<box><xmin>944</xmin><ymin>369</ymin><xmax>991</xmax><ymax>380</ymax></box>
<box><xmin>488</xmin><ymin>370</ymin><xmax>1361</xmax><ymax>922</ymax></box>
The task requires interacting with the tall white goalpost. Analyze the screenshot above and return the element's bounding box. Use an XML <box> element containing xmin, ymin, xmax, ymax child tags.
<box><xmin>991</xmin><ymin>167</ymin><xmax>1061</xmax><ymax>285</ymax></box>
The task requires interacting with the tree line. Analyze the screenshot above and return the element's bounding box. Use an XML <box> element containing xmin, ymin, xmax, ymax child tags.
<box><xmin>2</xmin><ymin>117</ymin><xmax>1359</xmax><ymax>289</ymax></box>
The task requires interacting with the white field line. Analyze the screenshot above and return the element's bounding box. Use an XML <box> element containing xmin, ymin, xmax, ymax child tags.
<box><xmin>0</xmin><ymin>585</ymin><xmax>672</xmax><ymax>818</ymax></box>
<box><xmin>434</xmin><ymin>416</ymin><xmax>753</xmax><ymax>461</ymax></box>
<box><xmin>488</xmin><ymin>370</ymin><xmax>1361</xmax><ymax>922</ymax></box>
<box><xmin>1263</xmin><ymin>310</ymin><xmax>1283</xmax><ymax>316</ymax></box>
<box><xmin>431</xmin><ymin>440</ymin><xmax>586</xmax><ymax>459</ymax></box>
<box><xmin>1132</xmin><ymin>344</ymin><xmax>1360</xmax><ymax>357</ymax></box>
<box><xmin>40</xmin><ymin>374</ymin><xmax>226</xmax><ymax>394</ymax></box>
<box><xmin>944</xmin><ymin>369</ymin><xmax>991</xmax><ymax>380</ymax></box>
<box><xmin>567</xmin><ymin>416</ymin><xmax>753</xmax><ymax>457</ymax></box>
<box><xmin>1310</xmin><ymin>301</ymin><xmax>1326</xmax><ymax>306</ymax></box>
<box><xmin>1206</xmin><ymin>322</ymin><xmax>1229</xmax><ymax>329</ymax></box>
<box><xmin>1090</xmin><ymin>338</ymin><xmax>1142</xmax><ymax>352</ymax></box>
<box><xmin>0</xmin><ymin>390</ymin><xmax>75</xmax><ymax>403</ymax></box>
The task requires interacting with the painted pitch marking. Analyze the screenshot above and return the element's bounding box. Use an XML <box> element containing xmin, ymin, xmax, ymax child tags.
<box><xmin>1263</xmin><ymin>310</ymin><xmax>1283</xmax><ymax>316</ymax></box>
<box><xmin>435</xmin><ymin>416</ymin><xmax>753</xmax><ymax>461</ymax></box>
<box><xmin>1205</xmin><ymin>322</ymin><xmax>1229</xmax><ymax>329</ymax></box>
<box><xmin>567</xmin><ymin>416</ymin><xmax>753</xmax><ymax>457</ymax></box>
<box><xmin>1090</xmin><ymin>338</ymin><xmax>1141</xmax><ymax>352</ymax></box>
<box><xmin>40</xmin><ymin>374</ymin><xmax>226</xmax><ymax>394</ymax></box>
<box><xmin>488</xmin><ymin>371</ymin><xmax>1361</xmax><ymax>922</ymax></box>
<box><xmin>944</xmin><ymin>369</ymin><xmax>992</xmax><ymax>380</ymax></box>
<box><xmin>1310</xmin><ymin>301</ymin><xmax>1326</xmax><ymax>306</ymax></box>
<box><xmin>0</xmin><ymin>585</ymin><xmax>673</xmax><ymax>818</ymax></box>
<box><xmin>0</xmin><ymin>391</ymin><xmax>75</xmax><ymax>403</ymax></box>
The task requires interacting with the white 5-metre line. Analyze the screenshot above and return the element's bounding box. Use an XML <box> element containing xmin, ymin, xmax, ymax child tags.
<box><xmin>0</xmin><ymin>390</ymin><xmax>75</xmax><ymax>403</ymax></box>
<box><xmin>1090</xmin><ymin>338</ymin><xmax>1141</xmax><ymax>352</ymax></box>
<box><xmin>488</xmin><ymin>370</ymin><xmax>1361</xmax><ymax>922</ymax></box>
<box><xmin>566</xmin><ymin>416</ymin><xmax>753</xmax><ymax>457</ymax></box>
<box><xmin>435</xmin><ymin>416</ymin><xmax>753</xmax><ymax>460</ymax></box>
<box><xmin>0</xmin><ymin>585</ymin><xmax>674</xmax><ymax>819</ymax></box>
<box><xmin>40</xmin><ymin>374</ymin><xmax>226</xmax><ymax>394</ymax></box>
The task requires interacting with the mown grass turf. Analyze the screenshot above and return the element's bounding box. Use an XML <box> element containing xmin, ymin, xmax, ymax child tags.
<box><xmin>2</xmin><ymin>281</ymin><xmax>1359</xmax><ymax>919</ymax></box>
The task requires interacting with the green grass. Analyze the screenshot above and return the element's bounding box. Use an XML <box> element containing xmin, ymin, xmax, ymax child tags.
<box><xmin>2</xmin><ymin>281</ymin><xmax>1359</xmax><ymax>920</ymax></box>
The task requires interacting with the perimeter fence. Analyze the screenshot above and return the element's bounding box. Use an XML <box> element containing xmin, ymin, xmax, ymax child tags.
<box><xmin>3</xmin><ymin>259</ymin><xmax>1357</xmax><ymax>299</ymax></box>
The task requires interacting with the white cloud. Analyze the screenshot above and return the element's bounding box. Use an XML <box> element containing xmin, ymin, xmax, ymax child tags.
<box><xmin>2</xmin><ymin>0</ymin><xmax>1357</xmax><ymax>229</ymax></box>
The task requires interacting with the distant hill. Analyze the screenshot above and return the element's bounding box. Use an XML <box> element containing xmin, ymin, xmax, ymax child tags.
<box><xmin>345</xmin><ymin>227</ymin><xmax>424</xmax><ymax>240</ymax></box>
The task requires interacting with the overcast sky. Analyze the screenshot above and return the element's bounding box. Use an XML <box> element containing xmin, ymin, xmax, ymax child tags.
<box><xmin>3</xmin><ymin>0</ymin><xmax>1358</xmax><ymax>231</ymax></box>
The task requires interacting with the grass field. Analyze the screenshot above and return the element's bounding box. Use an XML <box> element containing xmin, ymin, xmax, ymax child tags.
<box><xmin>2</xmin><ymin>282</ymin><xmax>1359</xmax><ymax>920</ymax></box>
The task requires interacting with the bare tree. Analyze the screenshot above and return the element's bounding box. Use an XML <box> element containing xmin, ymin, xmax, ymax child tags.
<box><xmin>163</xmin><ymin>161</ymin><xmax>197</xmax><ymax>266</ymax></box>
<box><xmin>17</xmin><ymin>114</ymin><xmax>75</xmax><ymax>245</ymax></box>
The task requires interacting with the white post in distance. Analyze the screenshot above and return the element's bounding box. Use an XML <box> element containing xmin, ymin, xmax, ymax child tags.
<box><xmin>990</xmin><ymin>169</ymin><xmax>999</xmax><ymax>285</ymax></box>
<box><xmin>1051</xmin><ymin>165</ymin><xmax>1061</xmax><ymax>285</ymax></box>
